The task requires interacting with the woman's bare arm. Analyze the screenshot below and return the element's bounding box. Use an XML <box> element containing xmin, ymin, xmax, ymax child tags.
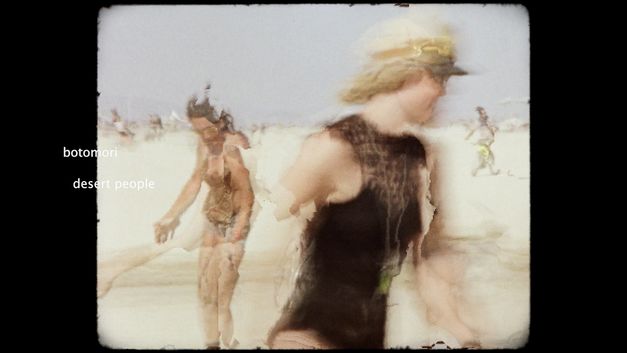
<box><xmin>412</xmin><ymin>161</ymin><xmax>436</xmax><ymax>267</ymax></box>
<box><xmin>163</xmin><ymin>138</ymin><xmax>208</xmax><ymax>218</ymax></box>
<box><xmin>154</xmin><ymin>138</ymin><xmax>208</xmax><ymax>243</ymax></box>
<box><xmin>272</xmin><ymin>131</ymin><xmax>350</xmax><ymax>221</ymax></box>
<box><xmin>225</xmin><ymin>145</ymin><xmax>254</xmax><ymax>241</ymax></box>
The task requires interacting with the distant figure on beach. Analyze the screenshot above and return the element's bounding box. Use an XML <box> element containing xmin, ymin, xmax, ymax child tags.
<box><xmin>465</xmin><ymin>106</ymin><xmax>500</xmax><ymax>176</ymax></box>
<box><xmin>146</xmin><ymin>113</ymin><xmax>164</xmax><ymax>141</ymax></box>
<box><xmin>111</xmin><ymin>109</ymin><xmax>135</xmax><ymax>143</ymax></box>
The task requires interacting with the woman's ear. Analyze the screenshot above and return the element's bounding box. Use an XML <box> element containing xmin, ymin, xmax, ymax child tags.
<box><xmin>401</xmin><ymin>71</ymin><xmax>424</xmax><ymax>89</ymax></box>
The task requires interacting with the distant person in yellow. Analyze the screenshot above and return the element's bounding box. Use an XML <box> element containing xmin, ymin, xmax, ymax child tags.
<box><xmin>465</xmin><ymin>106</ymin><xmax>500</xmax><ymax>176</ymax></box>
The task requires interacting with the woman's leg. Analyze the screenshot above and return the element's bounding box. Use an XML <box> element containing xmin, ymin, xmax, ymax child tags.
<box><xmin>270</xmin><ymin>329</ymin><xmax>336</xmax><ymax>349</ymax></box>
<box><xmin>216</xmin><ymin>241</ymin><xmax>245</xmax><ymax>348</ymax></box>
<box><xmin>471</xmin><ymin>152</ymin><xmax>485</xmax><ymax>176</ymax></box>
<box><xmin>416</xmin><ymin>254</ymin><xmax>480</xmax><ymax>348</ymax></box>
<box><xmin>487</xmin><ymin>151</ymin><xmax>500</xmax><ymax>175</ymax></box>
<box><xmin>198</xmin><ymin>227</ymin><xmax>222</xmax><ymax>348</ymax></box>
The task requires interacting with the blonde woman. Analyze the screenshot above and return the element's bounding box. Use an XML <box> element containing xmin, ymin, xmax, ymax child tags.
<box><xmin>267</xmin><ymin>16</ymin><xmax>478</xmax><ymax>349</ymax></box>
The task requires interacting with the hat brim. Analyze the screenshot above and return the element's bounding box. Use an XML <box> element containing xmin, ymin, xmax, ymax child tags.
<box><xmin>448</xmin><ymin>65</ymin><xmax>468</xmax><ymax>76</ymax></box>
<box><xmin>428</xmin><ymin>63</ymin><xmax>468</xmax><ymax>76</ymax></box>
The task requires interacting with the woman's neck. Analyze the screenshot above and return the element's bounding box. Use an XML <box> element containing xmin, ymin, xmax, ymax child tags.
<box><xmin>361</xmin><ymin>92</ymin><xmax>414</xmax><ymax>136</ymax></box>
<box><xmin>206</xmin><ymin>140</ymin><xmax>224</xmax><ymax>155</ymax></box>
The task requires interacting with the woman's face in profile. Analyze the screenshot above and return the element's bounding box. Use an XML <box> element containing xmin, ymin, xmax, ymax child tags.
<box><xmin>396</xmin><ymin>72</ymin><xmax>447</xmax><ymax>123</ymax></box>
<box><xmin>190</xmin><ymin>118</ymin><xmax>223</xmax><ymax>145</ymax></box>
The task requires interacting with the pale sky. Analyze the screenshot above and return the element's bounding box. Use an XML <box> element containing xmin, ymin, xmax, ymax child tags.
<box><xmin>98</xmin><ymin>4</ymin><xmax>529</xmax><ymax>127</ymax></box>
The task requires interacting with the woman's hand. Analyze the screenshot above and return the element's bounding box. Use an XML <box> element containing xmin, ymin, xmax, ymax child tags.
<box><xmin>153</xmin><ymin>216</ymin><xmax>181</xmax><ymax>244</ymax></box>
<box><xmin>230</xmin><ymin>222</ymin><xmax>249</xmax><ymax>243</ymax></box>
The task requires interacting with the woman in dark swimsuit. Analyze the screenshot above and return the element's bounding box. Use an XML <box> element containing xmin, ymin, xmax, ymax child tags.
<box><xmin>267</xmin><ymin>18</ymin><xmax>474</xmax><ymax>349</ymax></box>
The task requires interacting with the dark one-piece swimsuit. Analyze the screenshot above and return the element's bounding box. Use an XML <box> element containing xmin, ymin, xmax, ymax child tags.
<box><xmin>269</xmin><ymin>115</ymin><xmax>427</xmax><ymax>348</ymax></box>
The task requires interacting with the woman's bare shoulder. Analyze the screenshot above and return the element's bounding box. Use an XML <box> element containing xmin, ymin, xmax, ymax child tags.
<box><xmin>301</xmin><ymin>129</ymin><xmax>354</xmax><ymax>165</ymax></box>
<box><xmin>225</xmin><ymin>131</ymin><xmax>250</xmax><ymax>149</ymax></box>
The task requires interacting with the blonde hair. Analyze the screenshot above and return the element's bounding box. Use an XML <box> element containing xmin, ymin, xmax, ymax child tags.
<box><xmin>339</xmin><ymin>57</ymin><xmax>430</xmax><ymax>104</ymax></box>
<box><xmin>340</xmin><ymin>11</ymin><xmax>462</xmax><ymax>104</ymax></box>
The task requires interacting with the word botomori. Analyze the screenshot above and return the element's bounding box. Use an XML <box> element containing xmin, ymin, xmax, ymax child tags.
<box><xmin>64</xmin><ymin>146</ymin><xmax>118</xmax><ymax>158</ymax></box>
